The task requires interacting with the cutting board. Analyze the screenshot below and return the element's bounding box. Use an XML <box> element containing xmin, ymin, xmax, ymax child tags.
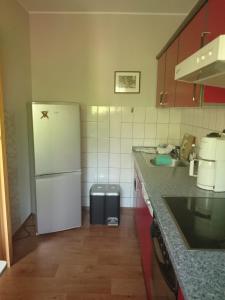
<box><xmin>180</xmin><ymin>133</ymin><xmax>196</xmax><ymax>161</ymax></box>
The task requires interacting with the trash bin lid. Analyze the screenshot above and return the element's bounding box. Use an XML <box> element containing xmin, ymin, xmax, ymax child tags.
<box><xmin>105</xmin><ymin>184</ymin><xmax>120</xmax><ymax>196</ymax></box>
<box><xmin>90</xmin><ymin>184</ymin><xmax>106</xmax><ymax>196</ymax></box>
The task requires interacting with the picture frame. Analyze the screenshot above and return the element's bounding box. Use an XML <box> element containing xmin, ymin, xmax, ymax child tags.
<box><xmin>114</xmin><ymin>71</ymin><xmax>141</xmax><ymax>94</ymax></box>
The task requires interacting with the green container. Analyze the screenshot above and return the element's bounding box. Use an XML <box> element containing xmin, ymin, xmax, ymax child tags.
<box><xmin>153</xmin><ymin>154</ymin><xmax>172</xmax><ymax>166</ymax></box>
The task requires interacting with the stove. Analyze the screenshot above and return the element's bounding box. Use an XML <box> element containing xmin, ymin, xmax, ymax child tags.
<box><xmin>164</xmin><ymin>197</ymin><xmax>225</xmax><ymax>250</ymax></box>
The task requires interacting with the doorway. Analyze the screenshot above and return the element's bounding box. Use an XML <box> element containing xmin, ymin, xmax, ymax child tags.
<box><xmin>0</xmin><ymin>72</ymin><xmax>12</xmax><ymax>267</ymax></box>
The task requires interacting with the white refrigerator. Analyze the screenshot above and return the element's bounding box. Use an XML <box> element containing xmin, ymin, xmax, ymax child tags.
<box><xmin>31</xmin><ymin>102</ymin><xmax>81</xmax><ymax>234</ymax></box>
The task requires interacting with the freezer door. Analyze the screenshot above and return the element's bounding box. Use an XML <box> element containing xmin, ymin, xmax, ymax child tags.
<box><xmin>32</xmin><ymin>103</ymin><xmax>80</xmax><ymax>175</ymax></box>
<box><xmin>36</xmin><ymin>172</ymin><xmax>81</xmax><ymax>234</ymax></box>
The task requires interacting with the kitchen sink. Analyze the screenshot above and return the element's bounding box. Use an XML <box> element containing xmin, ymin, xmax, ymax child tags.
<box><xmin>141</xmin><ymin>152</ymin><xmax>189</xmax><ymax>168</ymax></box>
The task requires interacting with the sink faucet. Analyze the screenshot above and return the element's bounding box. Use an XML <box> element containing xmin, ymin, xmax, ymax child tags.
<box><xmin>170</xmin><ymin>146</ymin><xmax>180</xmax><ymax>160</ymax></box>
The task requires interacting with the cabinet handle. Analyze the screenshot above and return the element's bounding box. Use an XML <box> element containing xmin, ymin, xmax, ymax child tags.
<box><xmin>200</xmin><ymin>31</ymin><xmax>211</xmax><ymax>47</ymax></box>
<box><xmin>192</xmin><ymin>84</ymin><xmax>197</xmax><ymax>102</ymax></box>
<box><xmin>159</xmin><ymin>91</ymin><xmax>164</xmax><ymax>105</ymax></box>
<box><xmin>159</xmin><ymin>91</ymin><xmax>169</xmax><ymax>106</ymax></box>
<box><xmin>163</xmin><ymin>92</ymin><xmax>168</xmax><ymax>105</ymax></box>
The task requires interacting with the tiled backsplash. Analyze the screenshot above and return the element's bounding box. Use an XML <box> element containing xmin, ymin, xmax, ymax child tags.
<box><xmin>180</xmin><ymin>107</ymin><xmax>225</xmax><ymax>147</ymax></box>
<box><xmin>81</xmin><ymin>106</ymin><xmax>181</xmax><ymax>207</ymax></box>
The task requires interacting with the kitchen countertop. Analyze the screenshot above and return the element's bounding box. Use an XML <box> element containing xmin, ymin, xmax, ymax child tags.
<box><xmin>133</xmin><ymin>148</ymin><xmax>225</xmax><ymax>300</ymax></box>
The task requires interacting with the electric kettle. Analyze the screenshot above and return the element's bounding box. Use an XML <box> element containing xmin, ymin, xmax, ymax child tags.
<box><xmin>189</xmin><ymin>137</ymin><xmax>225</xmax><ymax>192</ymax></box>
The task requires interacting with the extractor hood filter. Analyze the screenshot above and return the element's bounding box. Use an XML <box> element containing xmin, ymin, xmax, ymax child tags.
<box><xmin>175</xmin><ymin>35</ymin><xmax>225</xmax><ymax>88</ymax></box>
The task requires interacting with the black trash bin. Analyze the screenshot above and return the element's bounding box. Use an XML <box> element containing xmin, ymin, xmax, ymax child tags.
<box><xmin>90</xmin><ymin>184</ymin><xmax>120</xmax><ymax>226</ymax></box>
<box><xmin>90</xmin><ymin>184</ymin><xmax>105</xmax><ymax>224</ymax></box>
<box><xmin>105</xmin><ymin>184</ymin><xmax>120</xmax><ymax>226</ymax></box>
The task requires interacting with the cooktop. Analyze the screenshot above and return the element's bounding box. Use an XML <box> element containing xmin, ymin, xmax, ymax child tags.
<box><xmin>164</xmin><ymin>197</ymin><xmax>225</xmax><ymax>250</ymax></box>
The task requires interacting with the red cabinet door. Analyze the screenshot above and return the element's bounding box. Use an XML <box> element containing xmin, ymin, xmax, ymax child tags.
<box><xmin>134</xmin><ymin>172</ymin><xmax>153</xmax><ymax>300</ymax></box>
<box><xmin>207</xmin><ymin>0</ymin><xmax>225</xmax><ymax>41</ymax></box>
<box><xmin>156</xmin><ymin>52</ymin><xmax>166</xmax><ymax>107</ymax></box>
<box><xmin>139</xmin><ymin>193</ymin><xmax>152</xmax><ymax>299</ymax></box>
<box><xmin>178</xmin><ymin>288</ymin><xmax>185</xmax><ymax>300</ymax></box>
<box><xmin>203</xmin><ymin>0</ymin><xmax>225</xmax><ymax>104</ymax></box>
<box><xmin>156</xmin><ymin>40</ymin><xmax>178</xmax><ymax>108</ymax></box>
<box><xmin>163</xmin><ymin>39</ymin><xmax>178</xmax><ymax>107</ymax></box>
<box><xmin>175</xmin><ymin>4</ymin><xmax>208</xmax><ymax>107</ymax></box>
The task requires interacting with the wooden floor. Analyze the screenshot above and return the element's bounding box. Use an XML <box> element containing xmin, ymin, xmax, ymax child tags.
<box><xmin>0</xmin><ymin>208</ymin><xmax>147</xmax><ymax>300</ymax></box>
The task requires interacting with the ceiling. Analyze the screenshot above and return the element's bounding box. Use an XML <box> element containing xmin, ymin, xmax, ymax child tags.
<box><xmin>17</xmin><ymin>0</ymin><xmax>198</xmax><ymax>14</ymax></box>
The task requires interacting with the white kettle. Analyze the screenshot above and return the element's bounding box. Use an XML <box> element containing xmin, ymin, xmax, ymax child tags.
<box><xmin>189</xmin><ymin>137</ymin><xmax>225</xmax><ymax>192</ymax></box>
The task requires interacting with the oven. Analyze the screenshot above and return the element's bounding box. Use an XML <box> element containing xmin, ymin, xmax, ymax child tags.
<box><xmin>150</xmin><ymin>217</ymin><xmax>178</xmax><ymax>300</ymax></box>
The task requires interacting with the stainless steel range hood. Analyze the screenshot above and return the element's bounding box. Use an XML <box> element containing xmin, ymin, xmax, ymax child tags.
<box><xmin>175</xmin><ymin>35</ymin><xmax>225</xmax><ymax>88</ymax></box>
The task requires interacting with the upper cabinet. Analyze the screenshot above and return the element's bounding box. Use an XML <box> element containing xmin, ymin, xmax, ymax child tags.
<box><xmin>175</xmin><ymin>5</ymin><xmax>208</xmax><ymax>107</ymax></box>
<box><xmin>207</xmin><ymin>0</ymin><xmax>225</xmax><ymax>41</ymax></box>
<box><xmin>204</xmin><ymin>0</ymin><xmax>225</xmax><ymax>103</ymax></box>
<box><xmin>156</xmin><ymin>52</ymin><xmax>166</xmax><ymax>107</ymax></box>
<box><xmin>156</xmin><ymin>0</ymin><xmax>225</xmax><ymax>107</ymax></box>
<box><xmin>156</xmin><ymin>40</ymin><xmax>178</xmax><ymax>107</ymax></box>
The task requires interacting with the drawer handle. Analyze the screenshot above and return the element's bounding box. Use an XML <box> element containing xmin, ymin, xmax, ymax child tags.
<box><xmin>192</xmin><ymin>84</ymin><xmax>197</xmax><ymax>102</ymax></box>
<box><xmin>159</xmin><ymin>91</ymin><xmax>164</xmax><ymax>105</ymax></box>
<box><xmin>200</xmin><ymin>31</ymin><xmax>211</xmax><ymax>47</ymax></box>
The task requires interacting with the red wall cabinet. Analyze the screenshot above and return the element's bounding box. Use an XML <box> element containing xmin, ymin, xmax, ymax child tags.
<box><xmin>207</xmin><ymin>0</ymin><xmax>225</xmax><ymax>41</ymax></box>
<box><xmin>156</xmin><ymin>40</ymin><xmax>178</xmax><ymax>107</ymax></box>
<box><xmin>176</xmin><ymin>0</ymin><xmax>225</xmax><ymax>105</ymax></box>
<box><xmin>164</xmin><ymin>40</ymin><xmax>179</xmax><ymax>107</ymax></box>
<box><xmin>203</xmin><ymin>0</ymin><xmax>225</xmax><ymax>104</ymax></box>
<box><xmin>156</xmin><ymin>0</ymin><xmax>225</xmax><ymax>106</ymax></box>
<box><xmin>156</xmin><ymin>52</ymin><xmax>166</xmax><ymax>107</ymax></box>
<box><xmin>175</xmin><ymin>4</ymin><xmax>208</xmax><ymax>107</ymax></box>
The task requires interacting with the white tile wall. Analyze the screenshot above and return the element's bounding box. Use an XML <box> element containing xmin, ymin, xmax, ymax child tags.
<box><xmin>121</xmin><ymin>123</ymin><xmax>133</xmax><ymax>138</ymax></box>
<box><xmin>81</xmin><ymin>106</ymin><xmax>182</xmax><ymax>207</ymax></box>
<box><xmin>180</xmin><ymin>107</ymin><xmax>225</xmax><ymax>148</ymax></box>
<box><xmin>133</xmin><ymin>124</ymin><xmax>145</xmax><ymax>139</ymax></box>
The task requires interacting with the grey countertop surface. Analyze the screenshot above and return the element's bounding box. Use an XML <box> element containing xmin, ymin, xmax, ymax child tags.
<box><xmin>133</xmin><ymin>148</ymin><xmax>225</xmax><ymax>300</ymax></box>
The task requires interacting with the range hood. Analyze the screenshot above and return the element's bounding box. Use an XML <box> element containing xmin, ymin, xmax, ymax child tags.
<box><xmin>175</xmin><ymin>35</ymin><xmax>225</xmax><ymax>88</ymax></box>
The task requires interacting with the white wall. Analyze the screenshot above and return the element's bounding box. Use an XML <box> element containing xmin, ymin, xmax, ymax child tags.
<box><xmin>30</xmin><ymin>13</ymin><xmax>185</xmax><ymax>106</ymax></box>
<box><xmin>29</xmin><ymin>12</ymin><xmax>185</xmax><ymax>207</ymax></box>
<box><xmin>180</xmin><ymin>107</ymin><xmax>225</xmax><ymax>147</ymax></box>
<box><xmin>0</xmin><ymin>0</ymin><xmax>32</xmax><ymax>233</ymax></box>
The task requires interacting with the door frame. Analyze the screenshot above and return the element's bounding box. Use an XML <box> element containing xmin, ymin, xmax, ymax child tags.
<box><xmin>0</xmin><ymin>71</ymin><xmax>12</xmax><ymax>266</ymax></box>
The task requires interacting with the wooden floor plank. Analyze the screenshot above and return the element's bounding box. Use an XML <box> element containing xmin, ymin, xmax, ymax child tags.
<box><xmin>0</xmin><ymin>209</ymin><xmax>147</xmax><ymax>299</ymax></box>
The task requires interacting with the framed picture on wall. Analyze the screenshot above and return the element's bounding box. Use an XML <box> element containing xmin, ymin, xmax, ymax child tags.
<box><xmin>114</xmin><ymin>71</ymin><xmax>141</xmax><ymax>93</ymax></box>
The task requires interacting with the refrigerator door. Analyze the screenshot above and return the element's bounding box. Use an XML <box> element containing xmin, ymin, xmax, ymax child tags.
<box><xmin>32</xmin><ymin>103</ymin><xmax>80</xmax><ymax>175</ymax></box>
<box><xmin>36</xmin><ymin>171</ymin><xmax>81</xmax><ymax>234</ymax></box>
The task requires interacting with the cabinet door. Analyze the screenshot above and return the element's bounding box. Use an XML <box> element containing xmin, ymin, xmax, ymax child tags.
<box><xmin>175</xmin><ymin>5</ymin><xmax>208</xmax><ymax>107</ymax></box>
<box><xmin>156</xmin><ymin>52</ymin><xmax>166</xmax><ymax>107</ymax></box>
<box><xmin>203</xmin><ymin>0</ymin><xmax>225</xmax><ymax>104</ymax></box>
<box><xmin>207</xmin><ymin>0</ymin><xmax>225</xmax><ymax>41</ymax></box>
<box><xmin>139</xmin><ymin>192</ymin><xmax>152</xmax><ymax>299</ymax></box>
<box><xmin>164</xmin><ymin>39</ymin><xmax>178</xmax><ymax>107</ymax></box>
<box><xmin>134</xmin><ymin>172</ymin><xmax>153</xmax><ymax>299</ymax></box>
<box><xmin>178</xmin><ymin>288</ymin><xmax>185</xmax><ymax>300</ymax></box>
